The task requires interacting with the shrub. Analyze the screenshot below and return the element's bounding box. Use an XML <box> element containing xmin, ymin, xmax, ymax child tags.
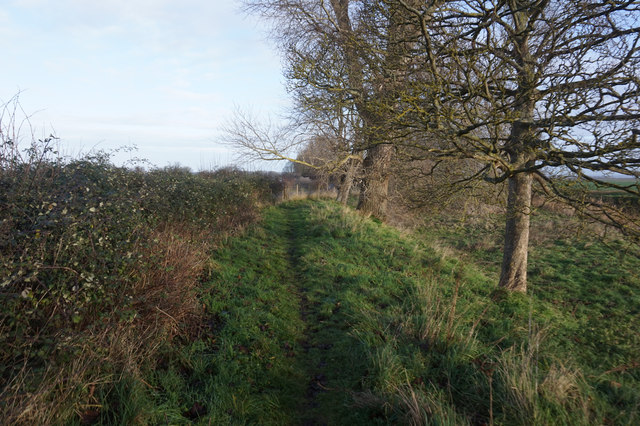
<box><xmin>0</xmin><ymin>104</ymin><xmax>280</xmax><ymax>423</ymax></box>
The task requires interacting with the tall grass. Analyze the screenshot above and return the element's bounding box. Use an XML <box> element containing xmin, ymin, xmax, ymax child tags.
<box><xmin>297</xmin><ymin>200</ymin><xmax>635</xmax><ymax>424</ymax></box>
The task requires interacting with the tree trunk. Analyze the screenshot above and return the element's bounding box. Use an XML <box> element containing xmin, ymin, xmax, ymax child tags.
<box><xmin>498</xmin><ymin>2</ymin><xmax>537</xmax><ymax>293</ymax></box>
<box><xmin>357</xmin><ymin>144</ymin><xmax>394</xmax><ymax>220</ymax></box>
<box><xmin>336</xmin><ymin>157</ymin><xmax>358</xmax><ymax>205</ymax></box>
<box><xmin>498</xmin><ymin>172</ymin><xmax>533</xmax><ymax>292</ymax></box>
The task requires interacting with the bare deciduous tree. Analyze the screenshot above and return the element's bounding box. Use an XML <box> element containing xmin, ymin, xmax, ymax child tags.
<box><xmin>233</xmin><ymin>0</ymin><xmax>639</xmax><ymax>293</ymax></box>
<box><xmin>392</xmin><ymin>0</ymin><xmax>640</xmax><ymax>292</ymax></box>
<box><xmin>242</xmin><ymin>0</ymin><xmax>427</xmax><ymax>218</ymax></box>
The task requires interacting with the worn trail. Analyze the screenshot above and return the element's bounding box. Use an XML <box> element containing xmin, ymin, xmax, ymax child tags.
<box><xmin>283</xmin><ymin>204</ymin><xmax>328</xmax><ymax>425</ymax></box>
<box><xmin>281</xmin><ymin>203</ymin><xmax>365</xmax><ymax>425</ymax></box>
<box><xmin>173</xmin><ymin>201</ymin><xmax>376</xmax><ymax>424</ymax></box>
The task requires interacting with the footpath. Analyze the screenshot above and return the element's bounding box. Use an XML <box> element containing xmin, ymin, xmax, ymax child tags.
<box><xmin>170</xmin><ymin>201</ymin><xmax>394</xmax><ymax>424</ymax></box>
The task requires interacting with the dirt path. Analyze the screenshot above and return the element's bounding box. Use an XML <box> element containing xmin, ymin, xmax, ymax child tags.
<box><xmin>175</xmin><ymin>202</ymin><xmax>381</xmax><ymax>424</ymax></box>
<box><xmin>279</xmin><ymin>202</ymin><xmax>372</xmax><ymax>425</ymax></box>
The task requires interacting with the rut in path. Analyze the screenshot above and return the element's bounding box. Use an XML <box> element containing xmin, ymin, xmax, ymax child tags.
<box><xmin>284</xmin><ymin>204</ymin><xmax>331</xmax><ymax>425</ymax></box>
<box><xmin>280</xmin><ymin>203</ymin><xmax>372</xmax><ymax>425</ymax></box>
<box><xmin>190</xmin><ymin>201</ymin><xmax>389</xmax><ymax>424</ymax></box>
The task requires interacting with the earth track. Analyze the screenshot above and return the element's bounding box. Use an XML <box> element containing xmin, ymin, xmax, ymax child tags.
<box><xmin>282</xmin><ymin>204</ymin><xmax>329</xmax><ymax>426</ymax></box>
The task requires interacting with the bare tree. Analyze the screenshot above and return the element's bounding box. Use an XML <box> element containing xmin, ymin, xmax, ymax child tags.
<box><xmin>221</xmin><ymin>104</ymin><xmax>362</xmax><ymax>202</ymax></box>
<box><xmin>221</xmin><ymin>107</ymin><xmax>308</xmax><ymax>165</ymax></box>
<box><xmin>391</xmin><ymin>0</ymin><xmax>640</xmax><ymax>292</ymax></box>
<box><xmin>243</xmin><ymin>0</ymin><xmax>426</xmax><ymax>219</ymax></box>
<box><xmin>234</xmin><ymin>0</ymin><xmax>639</xmax><ymax>293</ymax></box>
<box><xmin>293</xmin><ymin>91</ymin><xmax>364</xmax><ymax>204</ymax></box>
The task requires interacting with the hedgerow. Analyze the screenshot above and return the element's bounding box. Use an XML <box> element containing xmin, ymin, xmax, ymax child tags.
<box><xmin>0</xmin><ymin>132</ymin><xmax>282</xmax><ymax>423</ymax></box>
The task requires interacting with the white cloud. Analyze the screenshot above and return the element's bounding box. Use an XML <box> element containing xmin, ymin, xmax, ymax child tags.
<box><xmin>2</xmin><ymin>0</ymin><xmax>287</xmax><ymax>170</ymax></box>
<box><xmin>10</xmin><ymin>0</ymin><xmax>247</xmax><ymax>49</ymax></box>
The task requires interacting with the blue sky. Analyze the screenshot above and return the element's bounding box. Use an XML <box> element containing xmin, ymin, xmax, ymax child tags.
<box><xmin>0</xmin><ymin>0</ymin><xmax>288</xmax><ymax>170</ymax></box>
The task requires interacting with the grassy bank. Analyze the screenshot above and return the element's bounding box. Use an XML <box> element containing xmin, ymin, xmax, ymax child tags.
<box><xmin>418</xmin><ymin>206</ymin><xmax>640</xmax><ymax>424</ymax></box>
<box><xmin>3</xmin><ymin>147</ymin><xmax>638</xmax><ymax>424</ymax></box>
<box><xmin>147</xmin><ymin>200</ymin><xmax>639</xmax><ymax>424</ymax></box>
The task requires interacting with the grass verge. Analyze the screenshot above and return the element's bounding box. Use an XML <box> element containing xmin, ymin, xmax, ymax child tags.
<box><xmin>151</xmin><ymin>199</ymin><xmax>639</xmax><ymax>424</ymax></box>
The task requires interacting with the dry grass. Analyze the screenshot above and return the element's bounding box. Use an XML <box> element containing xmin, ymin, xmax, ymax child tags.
<box><xmin>353</xmin><ymin>382</ymin><xmax>464</xmax><ymax>425</ymax></box>
<box><xmin>391</xmin><ymin>383</ymin><xmax>467</xmax><ymax>426</ymax></box>
<box><xmin>130</xmin><ymin>224</ymin><xmax>210</xmax><ymax>339</ymax></box>
<box><xmin>1</xmin><ymin>362</ymin><xmax>83</xmax><ymax>425</ymax></box>
<box><xmin>393</xmin><ymin>384</ymin><xmax>426</xmax><ymax>426</ymax></box>
<box><xmin>540</xmin><ymin>363</ymin><xmax>583</xmax><ymax>406</ymax></box>
<box><xmin>497</xmin><ymin>339</ymin><xmax>543</xmax><ymax>420</ymax></box>
<box><xmin>0</xmin><ymin>223</ymin><xmax>212</xmax><ymax>424</ymax></box>
<box><xmin>284</xmin><ymin>188</ymin><xmax>338</xmax><ymax>202</ymax></box>
<box><xmin>406</xmin><ymin>274</ymin><xmax>479</xmax><ymax>351</ymax></box>
<box><xmin>495</xmin><ymin>328</ymin><xmax>591</xmax><ymax>424</ymax></box>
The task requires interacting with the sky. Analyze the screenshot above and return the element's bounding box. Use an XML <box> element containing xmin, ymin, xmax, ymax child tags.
<box><xmin>0</xmin><ymin>0</ymin><xmax>289</xmax><ymax>171</ymax></box>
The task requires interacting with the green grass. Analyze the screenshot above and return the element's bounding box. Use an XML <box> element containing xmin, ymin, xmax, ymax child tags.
<box><xmin>421</xmin><ymin>208</ymin><xmax>640</xmax><ymax>424</ymax></box>
<box><xmin>572</xmin><ymin>177</ymin><xmax>639</xmax><ymax>204</ymax></box>
<box><xmin>147</xmin><ymin>199</ymin><xmax>640</xmax><ymax>424</ymax></box>
<box><xmin>148</xmin><ymin>201</ymin><xmax>392</xmax><ymax>424</ymax></box>
<box><xmin>147</xmin><ymin>205</ymin><xmax>306</xmax><ymax>424</ymax></box>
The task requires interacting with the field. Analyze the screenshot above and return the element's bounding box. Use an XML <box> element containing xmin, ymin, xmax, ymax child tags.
<box><xmin>1</xmin><ymin>156</ymin><xmax>639</xmax><ymax>424</ymax></box>
<box><xmin>584</xmin><ymin>177</ymin><xmax>639</xmax><ymax>204</ymax></box>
